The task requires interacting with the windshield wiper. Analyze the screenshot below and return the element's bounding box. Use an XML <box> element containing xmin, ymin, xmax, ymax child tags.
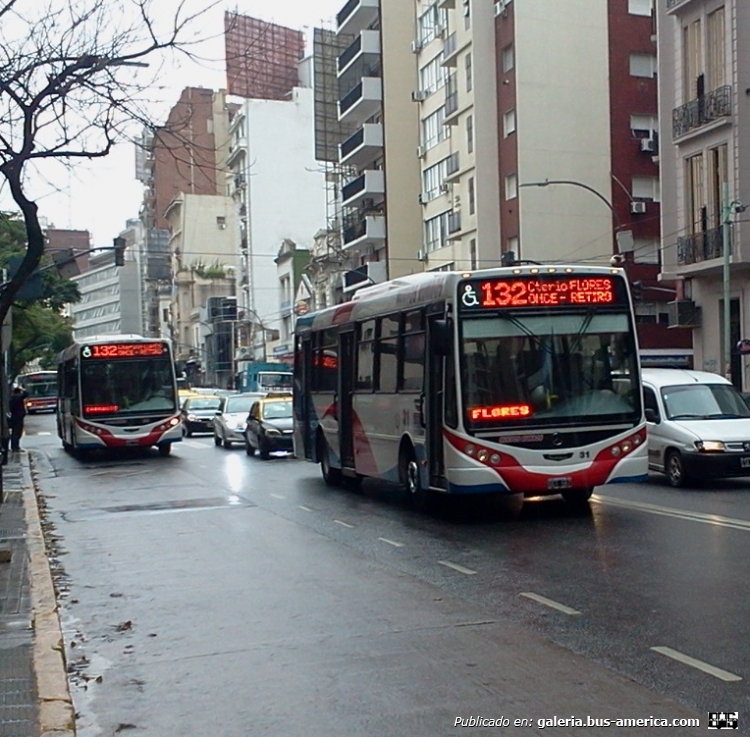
<box><xmin>668</xmin><ymin>413</ymin><xmax>709</xmax><ymax>420</ymax></box>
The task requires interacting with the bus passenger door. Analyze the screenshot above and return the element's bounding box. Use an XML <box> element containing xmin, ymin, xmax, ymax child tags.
<box><xmin>425</xmin><ymin>316</ymin><xmax>446</xmax><ymax>488</ymax></box>
<box><xmin>338</xmin><ymin>330</ymin><xmax>356</xmax><ymax>470</ymax></box>
<box><xmin>293</xmin><ymin>337</ymin><xmax>313</xmax><ymax>460</ymax></box>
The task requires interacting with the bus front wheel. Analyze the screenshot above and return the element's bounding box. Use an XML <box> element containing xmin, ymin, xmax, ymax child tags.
<box><xmin>318</xmin><ymin>435</ymin><xmax>342</xmax><ymax>487</ymax></box>
<box><xmin>401</xmin><ymin>447</ymin><xmax>429</xmax><ymax>510</ymax></box>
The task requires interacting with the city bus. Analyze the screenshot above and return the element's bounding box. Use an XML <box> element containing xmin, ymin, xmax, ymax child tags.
<box><xmin>15</xmin><ymin>370</ymin><xmax>58</xmax><ymax>413</ymax></box>
<box><xmin>56</xmin><ymin>335</ymin><xmax>182</xmax><ymax>458</ymax></box>
<box><xmin>293</xmin><ymin>265</ymin><xmax>647</xmax><ymax>509</ymax></box>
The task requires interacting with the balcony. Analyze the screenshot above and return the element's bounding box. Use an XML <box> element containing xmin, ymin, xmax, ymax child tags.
<box><xmin>339</xmin><ymin>123</ymin><xmax>383</xmax><ymax>167</ymax></box>
<box><xmin>676</xmin><ymin>225</ymin><xmax>731</xmax><ymax>267</ymax></box>
<box><xmin>444</xmin><ymin>74</ymin><xmax>460</xmax><ymax>124</ymax></box>
<box><xmin>338</xmin><ymin>30</ymin><xmax>380</xmax><ymax>76</ymax></box>
<box><xmin>442</xmin><ymin>33</ymin><xmax>458</xmax><ymax>67</ymax></box>
<box><xmin>342</xmin><ymin>212</ymin><xmax>386</xmax><ymax>250</ymax></box>
<box><xmin>339</xmin><ymin>76</ymin><xmax>383</xmax><ymax>126</ymax></box>
<box><xmin>342</xmin><ymin>169</ymin><xmax>385</xmax><ymax>209</ymax></box>
<box><xmin>227</xmin><ymin>137</ymin><xmax>247</xmax><ymax>166</ymax></box>
<box><xmin>672</xmin><ymin>85</ymin><xmax>732</xmax><ymax>139</ymax></box>
<box><xmin>444</xmin><ymin>152</ymin><xmax>460</xmax><ymax>182</ymax></box>
<box><xmin>337</xmin><ymin>0</ymin><xmax>379</xmax><ymax>36</ymax></box>
<box><xmin>666</xmin><ymin>0</ymin><xmax>699</xmax><ymax>13</ymax></box>
<box><xmin>438</xmin><ymin>0</ymin><xmax>455</xmax><ymax>8</ymax></box>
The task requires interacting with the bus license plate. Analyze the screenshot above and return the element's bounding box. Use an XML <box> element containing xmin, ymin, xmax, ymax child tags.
<box><xmin>548</xmin><ymin>477</ymin><xmax>572</xmax><ymax>490</ymax></box>
<box><xmin>741</xmin><ymin>457</ymin><xmax>750</xmax><ymax>468</ymax></box>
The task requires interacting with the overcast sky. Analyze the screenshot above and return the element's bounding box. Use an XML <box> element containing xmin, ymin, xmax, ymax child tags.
<box><xmin>20</xmin><ymin>0</ymin><xmax>343</xmax><ymax>246</ymax></box>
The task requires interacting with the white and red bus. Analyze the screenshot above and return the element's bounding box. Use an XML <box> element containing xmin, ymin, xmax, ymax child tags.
<box><xmin>56</xmin><ymin>335</ymin><xmax>182</xmax><ymax>458</ymax></box>
<box><xmin>15</xmin><ymin>370</ymin><xmax>58</xmax><ymax>413</ymax></box>
<box><xmin>293</xmin><ymin>265</ymin><xmax>647</xmax><ymax>508</ymax></box>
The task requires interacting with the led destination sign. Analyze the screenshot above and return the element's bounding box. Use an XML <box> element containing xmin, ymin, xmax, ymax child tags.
<box><xmin>81</xmin><ymin>342</ymin><xmax>167</xmax><ymax>359</ymax></box>
<box><xmin>460</xmin><ymin>276</ymin><xmax>624</xmax><ymax>309</ymax></box>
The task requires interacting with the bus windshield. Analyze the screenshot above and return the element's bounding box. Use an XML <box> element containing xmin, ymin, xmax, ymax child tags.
<box><xmin>22</xmin><ymin>376</ymin><xmax>56</xmax><ymax>398</ymax></box>
<box><xmin>81</xmin><ymin>358</ymin><xmax>177</xmax><ymax>415</ymax></box>
<box><xmin>461</xmin><ymin>312</ymin><xmax>640</xmax><ymax>429</ymax></box>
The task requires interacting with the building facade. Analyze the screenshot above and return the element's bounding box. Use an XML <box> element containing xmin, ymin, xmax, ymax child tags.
<box><xmin>657</xmin><ymin>0</ymin><xmax>748</xmax><ymax>386</ymax></box>
<box><xmin>336</xmin><ymin>0</ymin><xmax>423</xmax><ymax>284</ymax></box>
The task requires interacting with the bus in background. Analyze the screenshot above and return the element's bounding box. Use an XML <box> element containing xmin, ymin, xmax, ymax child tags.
<box><xmin>293</xmin><ymin>265</ymin><xmax>647</xmax><ymax>510</ymax></box>
<box><xmin>15</xmin><ymin>370</ymin><xmax>58</xmax><ymax>413</ymax></box>
<box><xmin>56</xmin><ymin>335</ymin><xmax>182</xmax><ymax>458</ymax></box>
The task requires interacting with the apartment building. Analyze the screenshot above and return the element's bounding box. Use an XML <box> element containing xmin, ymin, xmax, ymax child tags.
<box><xmin>336</xmin><ymin>0</ymin><xmax>423</xmax><ymax>283</ymax></box>
<box><xmin>136</xmin><ymin>87</ymin><xmax>232</xmax><ymax>338</ymax></box>
<box><xmin>227</xmin><ymin>87</ymin><xmax>327</xmax><ymax>357</ymax></box>
<box><xmin>657</xmin><ymin>0</ymin><xmax>749</xmax><ymax>387</ymax></box>
<box><xmin>412</xmin><ymin>0</ymin><xmax>500</xmax><ymax>271</ymax></box>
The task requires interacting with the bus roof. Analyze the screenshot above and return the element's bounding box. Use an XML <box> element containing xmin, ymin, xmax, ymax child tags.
<box><xmin>296</xmin><ymin>264</ymin><xmax>625</xmax><ymax>334</ymax></box>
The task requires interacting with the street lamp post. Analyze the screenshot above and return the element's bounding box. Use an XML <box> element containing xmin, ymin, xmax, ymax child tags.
<box><xmin>519</xmin><ymin>178</ymin><xmax>628</xmax><ymax>258</ymax></box>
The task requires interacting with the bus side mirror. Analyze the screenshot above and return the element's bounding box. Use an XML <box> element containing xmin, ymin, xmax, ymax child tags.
<box><xmin>431</xmin><ymin>319</ymin><xmax>452</xmax><ymax>356</ymax></box>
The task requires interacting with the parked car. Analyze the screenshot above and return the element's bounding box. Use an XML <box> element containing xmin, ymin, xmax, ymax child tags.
<box><xmin>180</xmin><ymin>395</ymin><xmax>222</xmax><ymax>436</ymax></box>
<box><xmin>244</xmin><ymin>395</ymin><xmax>294</xmax><ymax>459</ymax></box>
<box><xmin>213</xmin><ymin>392</ymin><xmax>265</xmax><ymax>449</ymax></box>
<box><xmin>642</xmin><ymin>368</ymin><xmax>750</xmax><ymax>487</ymax></box>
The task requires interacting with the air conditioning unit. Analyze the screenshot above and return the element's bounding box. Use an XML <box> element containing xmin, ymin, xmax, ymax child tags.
<box><xmin>412</xmin><ymin>90</ymin><xmax>428</xmax><ymax>102</ymax></box>
<box><xmin>630</xmin><ymin>201</ymin><xmax>647</xmax><ymax>214</ymax></box>
<box><xmin>417</xmin><ymin>144</ymin><xmax>427</xmax><ymax>159</ymax></box>
<box><xmin>416</xmin><ymin>249</ymin><xmax>427</xmax><ymax>262</ymax></box>
<box><xmin>418</xmin><ymin>192</ymin><xmax>429</xmax><ymax>204</ymax></box>
<box><xmin>410</xmin><ymin>40</ymin><xmax>423</xmax><ymax>53</ymax></box>
<box><xmin>494</xmin><ymin>0</ymin><xmax>508</xmax><ymax>16</ymax></box>
<box><xmin>640</xmin><ymin>137</ymin><xmax>657</xmax><ymax>153</ymax></box>
<box><xmin>439</xmin><ymin>182</ymin><xmax>450</xmax><ymax>194</ymax></box>
<box><xmin>435</xmin><ymin>23</ymin><xmax>447</xmax><ymax>38</ymax></box>
<box><xmin>235</xmin><ymin>346</ymin><xmax>253</xmax><ymax>361</ymax></box>
<box><xmin>668</xmin><ymin>300</ymin><xmax>702</xmax><ymax>328</ymax></box>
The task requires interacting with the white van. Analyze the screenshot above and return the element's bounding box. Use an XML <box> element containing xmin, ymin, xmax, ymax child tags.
<box><xmin>641</xmin><ymin>368</ymin><xmax>750</xmax><ymax>487</ymax></box>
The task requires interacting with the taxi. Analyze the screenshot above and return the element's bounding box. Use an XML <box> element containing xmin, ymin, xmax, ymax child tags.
<box><xmin>243</xmin><ymin>393</ymin><xmax>294</xmax><ymax>459</ymax></box>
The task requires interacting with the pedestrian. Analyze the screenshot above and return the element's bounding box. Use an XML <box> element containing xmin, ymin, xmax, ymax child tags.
<box><xmin>9</xmin><ymin>385</ymin><xmax>28</xmax><ymax>452</ymax></box>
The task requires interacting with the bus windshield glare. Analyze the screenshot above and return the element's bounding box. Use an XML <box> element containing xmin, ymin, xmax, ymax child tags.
<box><xmin>81</xmin><ymin>358</ymin><xmax>177</xmax><ymax>416</ymax></box>
<box><xmin>461</xmin><ymin>312</ymin><xmax>640</xmax><ymax>428</ymax></box>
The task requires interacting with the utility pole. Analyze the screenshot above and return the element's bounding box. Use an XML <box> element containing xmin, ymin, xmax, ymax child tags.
<box><xmin>722</xmin><ymin>188</ymin><xmax>747</xmax><ymax>383</ymax></box>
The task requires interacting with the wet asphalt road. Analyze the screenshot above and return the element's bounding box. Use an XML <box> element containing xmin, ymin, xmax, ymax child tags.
<box><xmin>21</xmin><ymin>413</ymin><xmax>750</xmax><ymax>735</ymax></box>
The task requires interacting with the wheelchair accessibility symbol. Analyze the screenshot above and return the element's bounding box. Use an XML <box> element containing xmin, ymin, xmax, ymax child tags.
<box><xmin>461</xmin><ymin>284</ymin><xmax>479</xmax><ymax>307</ymax></box>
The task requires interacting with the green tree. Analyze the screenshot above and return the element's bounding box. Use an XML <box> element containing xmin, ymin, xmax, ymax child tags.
<box><xmin>0</xmin><ymin>211</ymin><xmax>80</xmax><ymax>375</ymax></box>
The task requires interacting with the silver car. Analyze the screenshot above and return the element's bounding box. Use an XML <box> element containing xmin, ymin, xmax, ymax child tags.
<box><xmin>212</xmin><ymin>393</ymin><xmax>265</xmax><ymax>449</ymax></box>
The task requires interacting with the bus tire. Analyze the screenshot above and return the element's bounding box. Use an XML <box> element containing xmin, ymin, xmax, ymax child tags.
<box><xmin>318</xmin><ymin>435</ymin><xmax>342</xmax><ymax>487</ymax></box>
<box><xmin>561</xmin><ymin>487</ymin><xmax>594</xmax><ymax>505</ymax></box>
<box><xmin>158</xmin><ymin>444</ymin><xmax>172</xmax><ymax>457</ymax></box>
<box><xmin>401</xmin><ymin>446</ymin><xmax>429</xmax><ymax>510</ymax></box>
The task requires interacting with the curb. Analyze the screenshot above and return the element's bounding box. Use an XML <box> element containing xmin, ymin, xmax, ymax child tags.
<box><xmin>21</xmin><ymin>460</ymin><xmax>76</xmax><ymax>737</ymax></box>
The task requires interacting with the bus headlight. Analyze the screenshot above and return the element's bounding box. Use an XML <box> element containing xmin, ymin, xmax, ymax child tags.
<box><xmin>465</xmin><ymin>443</ymin><xmax>476</xmax><ymax>457</ymax></box>
<box><xmin>477</xmin><ymin>449</ymin><xmax>489</xmax><ymax>462</ymax></box>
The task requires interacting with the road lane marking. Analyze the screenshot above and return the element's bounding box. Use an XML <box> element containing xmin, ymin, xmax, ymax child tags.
<box><xmin>593</xmin><ymin>495</ymin><xmax>750</xmax><ymax>532</ymax></box>
<box><xmin>438</xmin><ymin>560</ymin><xmax>477</xmax><ymax>575</ymax></box>
<box><xmin>378</xmin><ymin>537</ymin><xmax>404</xmax><ymax>547</ymax></box>
<box><xmin>269</xmin><ymin>493</ymin><xmax>285</xmax><ymax>499</ymax></box>
<box><xmin>519</xmin><ymin>591</ymin><xmax>581</xmax><ymax>615</ymax></box>
<box><xmin>298</xmin><ymin>505</ymin><xmax>312</xmax><ymax>512</ymax></box>
<box><xmin>333</xmin><ymin>519</ymin><xmax>354</xmax><ymax>528</ymax></box>
<box><xmin>651</xmin><ymin>646</ymin><xmax>742</xmax><ymax>682</ymax></box>
<box><xmin>36</xmin><ymin>431</ymin><xmax>52</xmax><ymax>436</ymax></box>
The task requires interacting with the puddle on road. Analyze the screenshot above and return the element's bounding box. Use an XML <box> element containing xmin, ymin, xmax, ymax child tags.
<box><xmin>62</xmin><ymin>495</ymin><xmax>256</xmax><ymax>522</ymax></box>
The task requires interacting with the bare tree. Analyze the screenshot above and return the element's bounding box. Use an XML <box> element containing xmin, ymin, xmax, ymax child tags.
<box><xmin>0</xmin><ymin>0</ymin><xmax>221</xmax><ymax>321</ymax></box>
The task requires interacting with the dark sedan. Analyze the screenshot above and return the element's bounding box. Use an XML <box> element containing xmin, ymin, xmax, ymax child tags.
<box><xmin>244</xmin><ymin>397</ymin><xmax>294</xmax><ymax>459</ymax></box>
<box><xmin>180</xmin><ymin>395</ymin><xmax>222</xmax><ymax>436</ymax></box>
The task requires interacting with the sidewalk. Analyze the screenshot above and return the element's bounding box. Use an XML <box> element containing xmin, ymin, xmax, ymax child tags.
<box><xmin>0</xmin><ymin>452</ymin><xmax>74</xmax><ymax>737</ymax></box>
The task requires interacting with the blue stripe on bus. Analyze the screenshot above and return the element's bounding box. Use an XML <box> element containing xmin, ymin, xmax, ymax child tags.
<box><xmin>604</xmin><ymin>474</ymin><xmax>649</xmax><ymax>484</ymax></box>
